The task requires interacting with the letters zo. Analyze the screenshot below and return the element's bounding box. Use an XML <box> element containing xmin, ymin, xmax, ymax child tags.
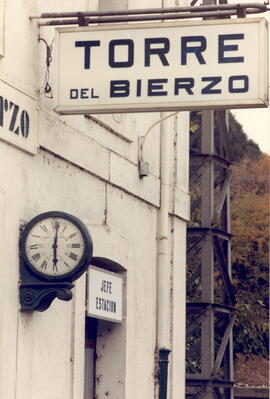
<box><xmin>0</xmin><ymin>96</ymin><xmax>30</xmax><ymax>138</ymax></box>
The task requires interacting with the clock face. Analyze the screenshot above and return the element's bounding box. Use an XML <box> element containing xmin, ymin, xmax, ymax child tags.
<box><xmin>20</xmin><ymin>212</ymin><xmax>93</xmax><ymax>280</ymax></box>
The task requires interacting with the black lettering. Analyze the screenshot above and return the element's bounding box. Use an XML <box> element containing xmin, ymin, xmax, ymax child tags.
<box><xmin>29</xmin><ymin>244</ymin><xmax>39</xmax><ymax>250</ymax></box>
<box><xmin>144</xmin><ymin>38</ymin><xmax>170</xmax><ymax>67</ymax></box>
<box><xmin>40</xmin><ymin>260</ymin><xmax>47</xmax><ymax>270</ymax></box>
<box><xmin>174</xmin><ymin>78</ymin><xmax>194</xmax><ymax>95</ymax></box>
<box><xmin>51</xmin><ymin>220</ymin><xmax>59</xmax><ymax>230</ymax></box>
<box><xmin>69</xmin><ymin>252</ymin><xmax>78</xmax><ymax>261</ymax></box>
<box><xmin>110</xmin><ymin>80</ymin><xmax>130</xmax><ymax>97</ymax></box>
<box><xmin>228</xmin><ymin>75</ymin><xmax>249</xmax><ymax>93</ymax></box>
<box><xmin>9</xmin><ymin>102</ymin><xmax>19</xmax><ymax>134</ymax></box>
<box><xmin>20</xmin><ymin>110</ymin><xmax>29</xmax><ymax>138</ymax></box>
<box><xmin>181</xmin><ymin>36</ymin><xmax>207</xmax><ymax>65</ymax></box>
<box><xmin>75</xmin><ymin>40</ymin><xmax>100</xmax><ymax>69</ymax></box>
<box><xmin>109</xmin><ymin>39</ymin><xmax>134</xmax><ymax>68</ymax></box>
<box><xmin>70</xmin><ymin>89</ymin><xmax>78</xmax><ymax>99</ymax></box>
<box><xmin>101</xmin><ymin>280</ymin><xmax>105</xmax><ymax>292</ymax></box>
<box><xmin>148</xmin><ymin>79</ymin><xmax>168</xmax><ymax>96</ymax></box>
<box><xmin>91</xmin><ymin>88</ymin><xmax>99</xmax><ymax>99</ymax></box>
<box><xmin>136</xmin><ymin>80</ymin><xmax>142</xmax><ymax>97</ymax></box>
<box><xmin>95</xmin><ymin>297</ymin><xmax>117</xmax><ymax>313</ymax></box>
<box><xmin>32</xmin><ymin>253</ymin><xmax>40</xmax><ymax>262</ymax></box>
<box><xmin>201</xmin><ymin>76</ymin><xmax>222</xmax><ymax>94</ymax></box>
<box><xmin>218</xmin><ymin>34</ymin><xmax>244</xmax><ymax>63</ymax></box>
<box><xmin>81</xmin><ymin>88</ymin><xmax>89</xmax><ymax>99</ymax></box>
<box><xmin>71</xmin><ymin>243</ymin><xmax>81</xmax><ymax>248</ymax></box>
<box><xmin>101</xmin><ymin>280</ymin><xmax>112</xmax><ymax>294</ymax></box>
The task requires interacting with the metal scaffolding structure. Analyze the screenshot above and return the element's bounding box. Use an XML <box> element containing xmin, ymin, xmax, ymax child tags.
<box><xmin>185</xmin><ymin>0</ymin><xmax>240</xmax><ymax>394</ymax></box>
<box><xmin>186</xmin><ymin>108</ymin><xmax>236</xmax><ymax>399</ymax></box>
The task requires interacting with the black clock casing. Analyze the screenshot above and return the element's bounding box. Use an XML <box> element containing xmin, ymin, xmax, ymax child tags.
<box><xmin>20</xmin><ymin>211</ymin><xmax>93</xmax><ymax>282</ymax></box>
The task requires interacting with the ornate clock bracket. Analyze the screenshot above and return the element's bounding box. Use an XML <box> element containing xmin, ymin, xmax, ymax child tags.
<box><xmin>19</xmin><ymin>259</ymin><xmax>74</xmax><ymax>312</ymax></box>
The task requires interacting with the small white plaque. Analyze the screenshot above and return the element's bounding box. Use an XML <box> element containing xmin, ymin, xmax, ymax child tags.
<box><xmin>0</xmin><ymin>79</ymin><xmax>39</xmax><ymax>154</ymax></box>
<box><xmin>87</xmin><ymin>266</ymin><xmax>123</xmax><ymax>323</ymax></box>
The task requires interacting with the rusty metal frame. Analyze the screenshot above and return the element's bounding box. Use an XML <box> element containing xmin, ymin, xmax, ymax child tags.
<box><xmin>186</xmin><ymin>92</ymin><xmax>235</xmax><ymax>399</ymax></box>
<box><xmin>30</xmin><ymin>3</ymin><xmax>270</xmax><ymax>26</ymax></box>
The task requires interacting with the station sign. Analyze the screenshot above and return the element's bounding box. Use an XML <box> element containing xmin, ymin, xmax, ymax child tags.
<box><xmin>0</xmin><ymin>79</ymin><xmax>38</xmax><ymax>154</ymax></box>
<box><xmin>54</xmin><ymin>18</ymin><xmax>268</xmax><ymax>114</ymax></box>
<box><xmin>87</xmin><ymin>266</ymin><xmax>123</xmax><ymax>323</ymax></box>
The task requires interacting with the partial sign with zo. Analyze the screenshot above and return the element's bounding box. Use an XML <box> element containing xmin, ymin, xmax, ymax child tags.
<box><xmin>0</xmin><ymin>79</ymin><xmax>39</xmax><ymax>155</ymax></box>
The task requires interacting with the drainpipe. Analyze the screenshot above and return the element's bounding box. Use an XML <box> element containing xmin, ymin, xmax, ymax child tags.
<box><xmin>159</xmin><ymin>348</ymin><xmax>171</xmax><ymax>399</ymax></box>
<box><xmin>157</xmin><ymin>113</ymin><xmax>172</xmax><ymax>398</ymax></box>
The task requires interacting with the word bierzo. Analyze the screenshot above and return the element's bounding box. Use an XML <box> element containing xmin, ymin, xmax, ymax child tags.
<box><xmin>71</xmin><ymin>34</ymin><xmax>248</xmax><ymax>99</ymax></box>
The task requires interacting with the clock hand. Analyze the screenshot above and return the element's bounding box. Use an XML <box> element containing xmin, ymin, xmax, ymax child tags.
<box><xmin>52</xmin><ymin>221</ymin><xmax>60</xmax><ymax>271</ymax></box>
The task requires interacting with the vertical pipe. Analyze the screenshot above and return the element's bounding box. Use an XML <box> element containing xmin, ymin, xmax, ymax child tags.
<box><xmin>157</xmin><ymin>114</ymin><xmax>172</xmax><ymax>350</ymax></box>
<box><xmin>159</xmin><ymin>348</ymin><xmax>171</xmax><ymax>399</ymax></box>
<box><xmin>157</xmin><ymin>113</ymin><xmax>172</xmax><ymax>397</ymax></box>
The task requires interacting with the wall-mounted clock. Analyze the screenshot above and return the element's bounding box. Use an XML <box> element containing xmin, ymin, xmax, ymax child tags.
<box><xmin>20</xmin><ymin>211</ymin><xmax>93</xmax><ymax>282</ymax></box>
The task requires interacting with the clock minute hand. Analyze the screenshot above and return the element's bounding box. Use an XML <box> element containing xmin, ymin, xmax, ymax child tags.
<box><xmin>52</xmin><ymin>221</ymin><xmax>60</xmax><ymax>271</ymax></box>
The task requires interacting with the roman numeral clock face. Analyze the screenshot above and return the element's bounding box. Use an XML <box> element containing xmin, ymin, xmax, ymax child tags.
<box><xmin>20</xmin><ymin>212</ymin><xmax>93</xmax><ymax>281</ymax></box>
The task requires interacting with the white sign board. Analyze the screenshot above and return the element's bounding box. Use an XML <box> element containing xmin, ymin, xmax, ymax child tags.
<box><xmin>87</xmin><ymin>266</ymin><xmax>123</xmax><ymax>323</ymax></box>
<box><xmin>0</xmin><ymin>79</ymin><xmax>38</xmax><ymax>154</ymax></box>
<box><xmin>54</xmin><ymin>18</ymin><xmax>268</xmax><ymax>114</ymax></box>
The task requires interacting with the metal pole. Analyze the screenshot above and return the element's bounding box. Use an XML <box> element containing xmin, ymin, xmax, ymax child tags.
<box><xmin>159</xmin><ymin>349</ymin><xmax>171</xmax><ymax>399</ymax></box>
<box><xmin>200</xmin><ymin>110</ymin><xmax>215</xmax><ymax>399</ymax></box>
<box><xmin>30</xmin><ymin>3</ymin><xmax>269</xmax><ymax>19</ymax></box>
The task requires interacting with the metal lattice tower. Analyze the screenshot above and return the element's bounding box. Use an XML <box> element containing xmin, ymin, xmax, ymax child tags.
<box><xmin>186</xmin><ymin>109</ymin><xmax>236</xmax><ymax>399</ymax></box>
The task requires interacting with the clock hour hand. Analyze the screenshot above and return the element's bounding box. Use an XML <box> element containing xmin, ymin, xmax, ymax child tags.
<box><xmin>52</xmin><ymin>221</ymin><xmax>60</xmax><ymax>271</ymax></box>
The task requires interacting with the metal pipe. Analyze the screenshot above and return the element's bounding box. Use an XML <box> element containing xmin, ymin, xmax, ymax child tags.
<box><xmin>37</xmin><ymin>8</ymin><xmax>268</xmax><ymax>26</ymax></box>
<box><xmin>31</xmin><ymin>3</ymin><xmax>269</xmax><ymax>19</ymax></box>
<box><xmin>159</xmin><ymin>348</ymin><xmax>171</xmax><ymax>399</ymax></box>
<box><xmin>157</xmin><ymin>114</ymin><xmax>172</xmax><ymax>352</ymax></box>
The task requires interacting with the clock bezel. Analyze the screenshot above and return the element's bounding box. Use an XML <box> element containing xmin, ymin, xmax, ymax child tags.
<box><xmin>19</xmin><ymin>211</ymin><xmax>93</xmax><ymax>282</ymax></box>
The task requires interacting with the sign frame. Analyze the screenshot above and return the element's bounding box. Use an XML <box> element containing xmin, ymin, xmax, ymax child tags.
<box><xmin>87</xmin><ymin>266</ymin><xmax>123</xmax><ymax>323</ymax></box>
<box><xmin>54</xmin><ymin>18</ymin><xmax>269</xmax><ymax>115</ymax></box>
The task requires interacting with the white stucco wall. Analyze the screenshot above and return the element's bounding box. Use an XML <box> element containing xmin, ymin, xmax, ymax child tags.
<box><xmin>0</xmin><ymin>1</ymin><xmax>190</xmax><ymax>398</ymax></box>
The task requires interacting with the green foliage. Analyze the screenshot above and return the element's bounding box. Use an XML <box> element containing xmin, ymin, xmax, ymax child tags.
<box><xmin>189</xmin><ymin>111</ymin><xmax>262</xmax><ymax>162</ymax></box>
<box><xmin>234</xmin><ymin>303</ymin><xmax>269</xmax><ymax>358</ymax></box>
<box><xmin>228</xmin><ymin>113</ymin><xmax>262</xmax><ymax>162</ymax></box>
<box><xmin>231</xmin><ymin>155</ymin><xmax>269</xmax><ymax>358</ymax></box>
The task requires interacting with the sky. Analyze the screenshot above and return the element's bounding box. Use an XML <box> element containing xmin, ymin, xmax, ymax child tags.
<box><xmin>228</xmin><ymin>0</ymin><xmax>270</xmax><ymax>154</ymax></box>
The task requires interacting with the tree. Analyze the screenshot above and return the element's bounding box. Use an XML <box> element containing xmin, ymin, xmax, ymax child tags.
<box><xmin>231</xmin><ymin>155</ymin><xmax>269</xmax><ymax>357</ymax></box>
<box><xmin>228</xmin><ymin>113</ymin><xmax>262</xmax><ymax>162</ymax></box>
